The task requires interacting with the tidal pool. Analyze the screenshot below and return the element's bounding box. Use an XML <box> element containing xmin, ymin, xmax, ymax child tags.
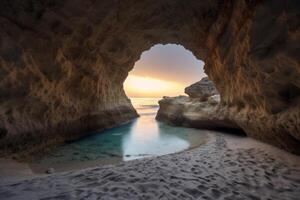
<box><xmin>30</xmin><ymin>98</ymin><xmax>208</xmax><ymax>173</ymax></box>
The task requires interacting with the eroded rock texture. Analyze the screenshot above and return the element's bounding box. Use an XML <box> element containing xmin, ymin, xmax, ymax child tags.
<box><xmin>157</xmin><ymin>77</ymin><xmax>245</xmax><ymax>132</ymax></box>
<box><xmin>0</xmin><ymin>0</ymin><xmax>299</xmax><ymax>155</ymax></box>
<box><xmin>185</xmin><ymin>77</ymin><xmax>219</xmax><ymax>100</ymax></box>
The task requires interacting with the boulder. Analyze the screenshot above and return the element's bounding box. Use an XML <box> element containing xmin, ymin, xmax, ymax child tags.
<box><xmin>185</xmin><ymin>77</ymin><xmax>218</xmax><ymax>100</ymax></box>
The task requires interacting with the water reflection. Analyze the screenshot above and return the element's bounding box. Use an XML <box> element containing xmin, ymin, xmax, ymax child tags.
<box><xmin>122</xmin><ymin>106</ymin><xmax>189</xmax><ymax>160</ymax></box>
<box><xmin>31</xmin><ymin>98</ymin><xmax>207</xmax><ymax>172</ymax></box>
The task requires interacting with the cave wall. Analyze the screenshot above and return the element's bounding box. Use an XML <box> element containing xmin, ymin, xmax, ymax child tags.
<box><xmin>0</xmin><ymin>0</ymin><xmax>299</xmax><ymax>155</ymax></box>
<box><xmin>204</xmin><ymin>0</ymin><xmax>300</xmax><ymax>152</ymax></box>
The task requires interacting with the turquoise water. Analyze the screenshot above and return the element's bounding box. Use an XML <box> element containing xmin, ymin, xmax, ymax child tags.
<box><xmin>31</xmin><ymin>98</ymin><xmax>208</xmax><ymax>172</ymax></box>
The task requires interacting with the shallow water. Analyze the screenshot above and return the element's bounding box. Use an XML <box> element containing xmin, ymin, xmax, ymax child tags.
<box><xmin>30</xmin><ymin>98</ymin><xmax>208</xmax><ymax>173</ymax></box>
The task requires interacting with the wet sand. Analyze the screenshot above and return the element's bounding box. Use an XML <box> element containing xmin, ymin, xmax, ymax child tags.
<box><xmin>0</xmin><ymin>159</ymin><xmax>35</xmax><ymax>184</ymax></box>
<box><xmin>0</xmin><ymin>131</ymin><xmax>300</xmax><ymax>200</ymax></box>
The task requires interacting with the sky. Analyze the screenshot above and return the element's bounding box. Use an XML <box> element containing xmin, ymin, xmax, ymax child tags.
<box><xmin>124</xmin><ymin>44</ymin><xmax>206</xmax><ymax>98</ymax></box>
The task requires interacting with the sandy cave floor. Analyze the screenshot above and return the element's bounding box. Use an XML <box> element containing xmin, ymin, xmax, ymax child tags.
<box><xmin>0</xmin><ymin>132</ymin><xmax>300</xmax><ymax>200</ymax></box>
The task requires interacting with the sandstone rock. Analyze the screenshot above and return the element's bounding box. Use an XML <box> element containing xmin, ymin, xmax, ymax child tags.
<box><xmin>0</xmin><ymin>0</ymin><xmax>299</xmax><ymax>155</ymax></box>
<box><xmin>156</xmin><ymin>95</ymin><xmax>241</xmax><ymax>131</ymax></box>
<box><xmin>185</xmin><ymin>77</ymin><xmax>218</xmax><ymax>100</ymax></box>
<box><xmin>156</xmin><ymin>95</ymin><xmax>300</xmax><ymax>154</ymax></box>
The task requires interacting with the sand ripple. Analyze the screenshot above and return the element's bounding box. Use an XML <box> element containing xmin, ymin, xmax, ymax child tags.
<box><xmin>0</xmin><ymin>134</ymin><xmax>300</xmax><ymax>200</ymax></box>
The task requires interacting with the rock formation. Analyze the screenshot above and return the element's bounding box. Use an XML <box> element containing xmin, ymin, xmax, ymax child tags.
<box><xmin>0</xmin><ymin>0</ymin><xmax>299</xmax><ymax>155</ymax></box>
<box><xmin>185</xmin><ymin>77</ymin><xmax>219</xmax><ymax>100</ymax></box>
<box><xmin>157</xmin><ymin>78</ymin><xmax>243</xmax><ymax>131</ymax></box>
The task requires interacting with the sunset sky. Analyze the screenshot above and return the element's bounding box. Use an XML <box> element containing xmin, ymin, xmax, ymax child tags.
<box><xmin>124</xmin><ymin>44</ymin><xmax>206</xmax><ymax>98</ymax></box>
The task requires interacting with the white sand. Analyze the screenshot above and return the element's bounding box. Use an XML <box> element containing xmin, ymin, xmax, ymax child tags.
<box><xmin>0</xmin><ymin>131</ymin><xmax>300</xmax><ymax>200</ymax></box>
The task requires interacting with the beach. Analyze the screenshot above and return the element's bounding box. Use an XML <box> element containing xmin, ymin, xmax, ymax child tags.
<box><xmin>1</xmin><ymin>131</ymin><xmax>300</xmax><ymax>200</ymax></box>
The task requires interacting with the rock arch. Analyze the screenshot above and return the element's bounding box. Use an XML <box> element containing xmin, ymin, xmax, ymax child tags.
<box><xmin>0</xmin><ymin>0</ymin><xmax>299</xmax><ymax>155</ymax></box>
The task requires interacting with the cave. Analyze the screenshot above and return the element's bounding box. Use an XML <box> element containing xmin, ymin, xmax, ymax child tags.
<box><xmin>0</xmin><ymin>0</ymin><xmax>300</xmax><ymax>157</ymax></box>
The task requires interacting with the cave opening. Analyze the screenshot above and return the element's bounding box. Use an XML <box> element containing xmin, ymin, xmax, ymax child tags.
<box><xmin>124</xmin><ymin>43</ymin><xmax>206</xmax><ymax>106</ymax></box>
<box><xmin>123</xmin><ymin>43</ymin><xmax>246</xmax><ymax>136</ymax></box>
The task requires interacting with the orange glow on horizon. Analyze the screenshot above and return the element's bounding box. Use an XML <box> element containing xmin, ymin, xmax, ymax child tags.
<box><xmin>124</xmin><ymin>75</ymin><xmax>185</xmax><ymax>98</ymax></box>
<box><xmin>123</xmin><ymin>44</ymin><xmax>205</xmax><ymax>98</ymax></box>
